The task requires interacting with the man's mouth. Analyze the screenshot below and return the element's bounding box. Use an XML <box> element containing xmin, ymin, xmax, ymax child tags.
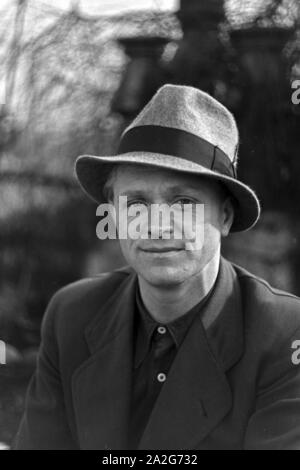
<box><xmin>140</xmin><ymin>246</ymin><xmax>184</xmax><ymax>253</ymax></box>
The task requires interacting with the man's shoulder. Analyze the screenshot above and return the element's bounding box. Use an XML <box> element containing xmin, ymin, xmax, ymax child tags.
<box><xmin>44</xmin><ymin>266</ymin><xmax>134</xmax><ymax>335</ymax></box>
<box><xmin>226</xmin><ymin>261</ymin><xmax>300</xmax><ymax>389</ymax></box>
<box><xmin>54</xmin><ymin>265</ymin><xmax>133</xmax><ymax>303</ymax></box>
<box><xmin>233</xmin><ymin>261</ymin><xmax>299</xmax><ymax>300</ymax></box>
<box><xmin>233</xmin><ymin>260</ymin><xmax>300</xmax><ymax>306</ymax></box>
<box><xmin>230</xmin><ymin>260</ymin><xmax>300</xmax><ymax>340</ymax></box>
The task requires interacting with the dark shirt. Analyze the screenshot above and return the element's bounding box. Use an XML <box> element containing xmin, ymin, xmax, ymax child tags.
<box><xmin>128</xmin><ymin>285</ymin><xmax>213</xmax><ymax>449</ymax></box>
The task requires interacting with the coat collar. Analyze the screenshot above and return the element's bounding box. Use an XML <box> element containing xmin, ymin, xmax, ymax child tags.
<box><xmin>72</xmin><ymin>257</ymin><xmax>244</xmax><ymax>449</ymax></box>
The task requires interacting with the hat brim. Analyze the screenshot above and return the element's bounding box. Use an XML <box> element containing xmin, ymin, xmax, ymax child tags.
<box><xmin>75</xmin><ymin>152</ymin><xmax>261</xmax><ymax>232</ymax></box>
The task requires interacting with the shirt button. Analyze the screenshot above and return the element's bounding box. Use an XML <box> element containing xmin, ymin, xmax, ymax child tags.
<box><xmin>157</xmin><ymin>326</ymin><xmax>166</xmax><ymax>335</ymax></box>
<box><xmin>157</xmin><ymin>372</ymin><xmax>167</xmax><ymax>383</ymax></box>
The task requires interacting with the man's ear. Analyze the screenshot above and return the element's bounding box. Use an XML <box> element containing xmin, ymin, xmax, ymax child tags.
<box><xmin>221</xmin><ymin>197</ymin><xmax>235</xmax><ymax>237</ymax></box>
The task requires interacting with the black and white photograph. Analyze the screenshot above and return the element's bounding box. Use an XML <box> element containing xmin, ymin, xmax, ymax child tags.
<box><xmin>0</xmin><ymin>0</ymin><xmax>300</xmax><ymax>453</ymax></box>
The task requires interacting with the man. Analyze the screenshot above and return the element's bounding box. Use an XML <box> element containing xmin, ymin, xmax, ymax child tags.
<box><xmin>15</xmin><ymin>85</ymin><xmax>300</xmax><ymax>450</ymax></box>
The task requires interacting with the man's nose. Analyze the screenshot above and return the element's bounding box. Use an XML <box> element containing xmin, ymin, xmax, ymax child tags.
<box><xmin>146</xmin><ymin>209</ymin><xmax>174</xmax><ymax>240</ymax></box>
<box><xmin>148</xmin><ymin>223</ymin><xmax>173</xmax><ymax>239</ymax></box>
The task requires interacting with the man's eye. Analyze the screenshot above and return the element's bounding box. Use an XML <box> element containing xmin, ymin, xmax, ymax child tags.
<box><xmin>127</xmin><ymin>201</ymin><xmax>148</xmax><ymax>208</ymax></box>
<box><xmin>174</xmin><ymin>198</ymin><xmax>195</xmax><ymax>206</ymax></box>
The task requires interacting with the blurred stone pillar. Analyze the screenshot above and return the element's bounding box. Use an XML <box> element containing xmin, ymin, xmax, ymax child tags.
<box><xmin>111</xmin><ymin>36</ymin><xmax>169</xmax><ymax>123</ymax></box>
<box><xmin>223</xmin><ymin>27</ymin><xmax>300</xmax><ymax>294</ymax></box>
<box><xmin>169</xmin><ymin>0</ymin><xmax>226</xmax><ymax>94</ymax></box>
<box><xmin>230</xmin><ymin>27</ymin><xmax>296</xmax><ymax>210</ymax></box>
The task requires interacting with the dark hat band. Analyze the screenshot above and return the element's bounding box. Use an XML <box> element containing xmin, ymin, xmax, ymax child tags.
<box><xmin>118</xmin><ymin>125</ymin><xmax>237</xmax><ymax>179</ymax></box>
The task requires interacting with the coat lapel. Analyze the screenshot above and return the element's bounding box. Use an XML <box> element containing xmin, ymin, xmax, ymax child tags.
<box><xmin>71</xmin><ymin>271</ymin><xmax>137</xmax><ymax>450</ymax></box>
<box><xmin>138</xmin><ymin>258</ymin><xmax>244</xmax><ymax>450</ymax></box>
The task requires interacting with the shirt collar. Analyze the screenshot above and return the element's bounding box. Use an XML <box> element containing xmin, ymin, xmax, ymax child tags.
<box><xmin>134</xmin><ymin>281</ymin><xmax>214</xmax><ymax>369</ymax></box>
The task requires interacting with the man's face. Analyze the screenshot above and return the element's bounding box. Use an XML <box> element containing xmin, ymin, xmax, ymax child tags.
<box><xmin>111</xmin><ymin>164</ymin><xmax>233</xmax><ymax>287</ymax></box>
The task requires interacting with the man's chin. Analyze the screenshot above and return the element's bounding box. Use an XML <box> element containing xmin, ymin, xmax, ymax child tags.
<box><xmin>139</xmin><ymin>266</ymin><xmax>189</xmax><ymax>287</ymax></box>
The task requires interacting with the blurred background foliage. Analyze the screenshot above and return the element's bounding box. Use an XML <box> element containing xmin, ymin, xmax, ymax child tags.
<box><xmin>0</xmin><ymin>0</ymin><xmax>299</xmax><ymax>446</ymax></box>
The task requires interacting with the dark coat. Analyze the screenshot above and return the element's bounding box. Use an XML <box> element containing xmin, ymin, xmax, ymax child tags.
<box><xmin>14</xmin><ymin>258</ymin><xmax>300</xmax><ymax>450</ymax></box>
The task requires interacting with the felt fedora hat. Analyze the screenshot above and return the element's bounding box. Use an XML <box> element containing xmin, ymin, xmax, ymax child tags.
<box><xmin>75</xmin><ymin>84</ymin><xmax>260</xmax><ymax>232</ymax></box>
